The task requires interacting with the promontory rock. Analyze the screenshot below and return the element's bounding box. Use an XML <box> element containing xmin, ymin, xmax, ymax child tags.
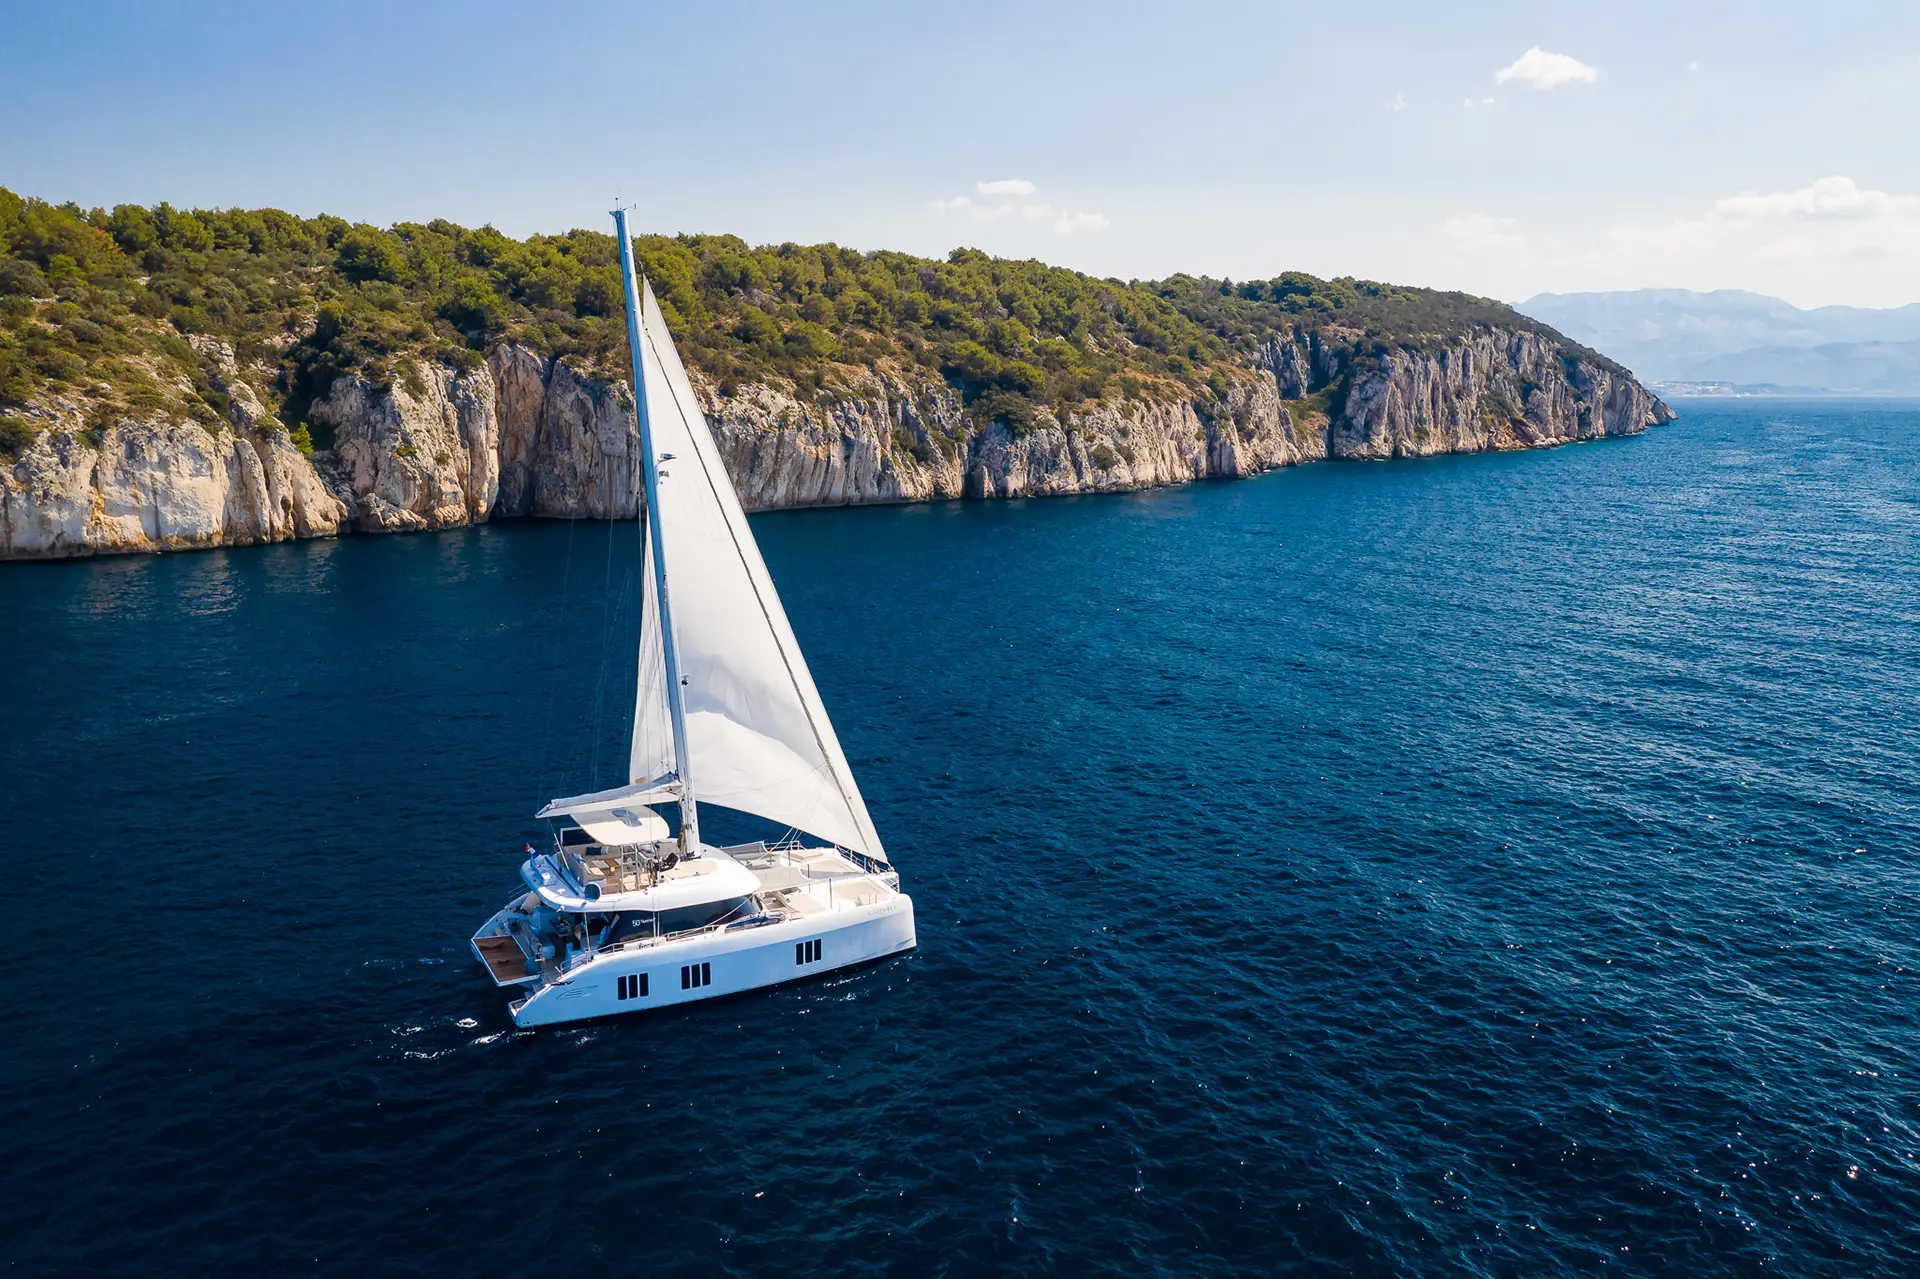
<box><xmin>1</xmin><ymin>329</ymin><xmax>1671</xmax><ymax>560</ymax></box>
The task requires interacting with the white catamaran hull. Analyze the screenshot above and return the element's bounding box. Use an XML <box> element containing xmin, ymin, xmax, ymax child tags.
<box><xmin>483</xmin><ymin>894</ymin><xmax>915</xmax><ymax>1028</ymax></box>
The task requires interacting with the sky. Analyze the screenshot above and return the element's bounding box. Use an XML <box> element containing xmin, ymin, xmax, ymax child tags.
<box><xmin>4</xmin><ymin>0</ymin><xmax>1920</xmax><ymax>308</ymax></box>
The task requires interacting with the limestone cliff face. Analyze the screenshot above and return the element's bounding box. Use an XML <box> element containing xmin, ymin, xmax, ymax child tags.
<box><xmin>0</xmin><ymin>417</ymin><xmax>347</xmax><ymax>558</ymax></box>
<box><xmin>697</xmin><ymin>326</ymin><xmax>1664</xmax><ymax>506</ymax></box>
<box><xmin>1304</xmin><ymin>329</ymin><xmax>1668</xmax><ymax>459</ymax></box>
<box><xmin>487</xmin><ymin>346</ymin><xmax>639</xmax><ymax>521</ymax></box>
<box><xmin>310</xmin><ymin>365</ymin><xmax>499</xmax><ymax>532</ymax></box>
<box><xmin>706</xmin><ymin>359</ymin><xmax>1324</xmax><ymax>506</ymax></box>
<box><xmin>0</xmin><ymin>328</ymin><xmax>1671</xmax><ymax>560</ymax></box>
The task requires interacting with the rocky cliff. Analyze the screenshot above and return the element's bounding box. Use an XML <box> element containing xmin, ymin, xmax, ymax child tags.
<box><xmin>0</xmin><ymin>328</ymin><xmax>1671</xmax><ymax>560</ymax></box>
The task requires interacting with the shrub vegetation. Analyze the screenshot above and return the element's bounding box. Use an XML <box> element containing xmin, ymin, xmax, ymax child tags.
<box><xmin>0</xmin><ymin>185</ymin><xmax>1618</xmax><ymax>449</ymax></box>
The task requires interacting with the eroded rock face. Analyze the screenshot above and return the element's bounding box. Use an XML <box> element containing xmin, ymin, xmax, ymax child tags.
<box><xmin>1</xmin><ymin>430</ymin><xmax>97</xmax><ymax>557</ymax></box>
<box><xmin>312</xmin><ymin>364</ymin><xmax>499</xmax><ymax>533</ymax></box>
<box><xmin>709</xmin><ymin>376</ymin><xmax>962</xmax><ymax>508</ymax></box>
<box><xmin>704</xmin><ymin>364</ymin><xmax>1334</xmax><ymax>506</ymax></box>
<box><xmin>254</xmin><ymin>426</ymin><xmax>348</xmax><ymax>540</ymax></box>
<box><xmin>0</xmin><ymin>420</ymin><xmax>350</xmax><ymax>559</ymax></box>
<box><xmin>489</xmin><ymin>344</ymin><xmax>548</xmax><ymax>518</ymax></box>
<box><xmin>0</xmin><ymin>328</ymin><xmax>1672</xmax><ymax>560</ymax></box>
<box><xmin>1327</xmin><ymin>331</ymin><xmax>1667</xmax><ymax>459</ymax></box>
<box><xmin>485</xmin><ymin>347</ymin><xmax>640</xmax><ymax>519</ymax></box>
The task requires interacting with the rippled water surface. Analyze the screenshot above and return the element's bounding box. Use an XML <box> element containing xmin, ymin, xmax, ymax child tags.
<box><xmin>4</xmin><ymin>400</ymin><xmax>1919</xmax><ymax>1274</ymax></box>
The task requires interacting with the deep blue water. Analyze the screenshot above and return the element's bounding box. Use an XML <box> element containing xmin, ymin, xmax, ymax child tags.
<box><xmin>4</xmin><ymin>400</ymin><xmax>1919</xmax><ymax>1275</ymax></box>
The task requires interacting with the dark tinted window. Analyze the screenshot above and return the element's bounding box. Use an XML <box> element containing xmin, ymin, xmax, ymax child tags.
<box><xmin>656</xmin><ymin>896</ymin><xmax>752</xmax><ymax>935</ymax></box>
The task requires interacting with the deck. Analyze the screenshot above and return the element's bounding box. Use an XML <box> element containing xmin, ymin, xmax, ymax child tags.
<box><xmin>475</xmin><ymin>934</ymin><xmax>536</xmax><ymax>986</ymax></box>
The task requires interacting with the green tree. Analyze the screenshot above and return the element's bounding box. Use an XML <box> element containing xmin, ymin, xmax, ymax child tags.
<box><xmin>783</xmin><ymin>320</ymin><xmax>837</xmax><ymax>360</ymax></box>
<box><xmin>153</xmin><ymin>204</ymin><xmax>213</xmax><ymax>253</ymax></box>
<box><xmin>574</xmin><ymin>270</ymin><xmax>620</xmax><ymax>318</ymax></box>
<box><xmin>733</xmin><ymin>305</ymin><xmax>781</xmax><ymax>349</ymax></box>
<box><xmin>0</xmin><ymin>259</ymin><xmax>46</xmax><ymax>296</ymax></box>
<box><xmin>441</xmin><ymin>276</ymin><xmax>504</xmax><ymax>335</ymax></box>
<box><xmin>336</xmin><ymin>230</ymin><xmax>404</xmax><ymax>283</ymax></box>
<box><xmin>799</xmin><ymin>292</ymin><xmax>837</xmax><ymax>325</ymax></box>
<box><xmin>106</xmin><ymin>204</ymin><xmax>157</xmax><ymax>255</ymax></box>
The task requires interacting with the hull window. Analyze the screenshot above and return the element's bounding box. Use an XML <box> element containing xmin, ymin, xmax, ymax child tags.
<box><xmin>680</xmin><ymin>962</ymin><xmax>712</xmax><ymax>990</ymax></box>
<box><xmin>795</xmin><ymin>938</ymin><xmax>822</xmax><ymax>965</ymax></box>
<box><xmin>617</xmin><ymin>973</ymin><xmax>649</xmax><ymax>1001</ymax></box>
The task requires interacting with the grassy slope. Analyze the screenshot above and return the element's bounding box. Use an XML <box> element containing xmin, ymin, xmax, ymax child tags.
<box><xmin>0</xmin><ymin>187</ymin><xmax>1625</xmax><ymax>458</ymax></box>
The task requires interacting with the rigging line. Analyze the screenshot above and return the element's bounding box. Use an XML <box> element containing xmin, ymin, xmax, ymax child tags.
<box><xmin>537</xmin><ymin>513</ymin><xmax>580</xmax><ymax>802</ymax></box>
<box><xmin>588</xmin><ymin>510</ymin><xmax>621</xmax><ymax>786</ymax></box>
<box><xmin>583</xmin><ymin>568</ymin><xmax>634</xmax><ymax>791</ymax></box>
<box><xmin>641</xmin><ymin>315</ymin><xmax>873</xmax><ymax>844</ymax></box>
<box><xmin>610</xmin><ymin>571</ymin><xmax>635</xmax><ymax>777</ymax></box>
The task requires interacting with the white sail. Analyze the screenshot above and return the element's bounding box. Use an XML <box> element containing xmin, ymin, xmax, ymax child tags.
<box><xmin>631</xmin><ymin>532</ymin><xmax>676</xmax><ymax>790</ymax></box>
<box><xmin>626</xmin><ymin>281</ymin><xmax>887</xmax><ymax>860</ymax></box>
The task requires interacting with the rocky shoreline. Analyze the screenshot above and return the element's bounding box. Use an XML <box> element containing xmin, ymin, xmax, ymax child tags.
<box><xmin>0</xmin><ymin>326</ymin><xmax>1671</xmax><ymax>560</ymax></box>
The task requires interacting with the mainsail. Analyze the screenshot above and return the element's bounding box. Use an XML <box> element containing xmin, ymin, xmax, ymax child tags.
<box><xmin>625</xmin><ymin>279</ymin><xmax>886</xmax><ymax>861</ymax></box>
<box><xmin>631</xmin><ymin>532</ymin><xmax>674</xmax><ymax>791</ymax></box>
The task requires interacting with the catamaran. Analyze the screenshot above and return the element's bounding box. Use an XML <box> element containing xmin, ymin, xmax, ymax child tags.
<box><xmin>469</xmin><ymin>209</ymin><xmax>916</xmax><ymax>1027</ymax></box>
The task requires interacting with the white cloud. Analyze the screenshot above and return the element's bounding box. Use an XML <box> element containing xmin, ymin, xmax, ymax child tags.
<box><xmin>1712</xmin><ymin>175</ymin><xmax>1915</xmax><ymax>221</ymax></box>
<box><xmin>1441</xmin><ymin>214</ymin><xmax>1527</xmax><ymax>256</ymax></box>
<box><xmin>1390</xmin><ymin>93</ymin><xmax>1408</xmax><ymax>112</ymax></box>
<box><xmin>1687</xmin><ymin>60</ymin><xmax>1701</xmax><ymax>72</ymax></box>
<box><xmin>1441</xmin><ymin>176</ymin><xmax>1920</xmax><ymax>306</ymax></box>
<box><xmin>1463</xmin><ymin>96</ymin><xmax>1497</xmax><ymax>109</ymax></box>
<box><xmin>1054</xmin><ymin>210</ymin><xmax>1110</xmax><ymax>234</ymax></box>
<box><xmin>930</xmin><ymin>194</ymin><xmax>1103</xmax><ymax>233</ymax></box>
<box><xmin>932</xmin><ymin>184</ymin><xmax>1106</xmax><ymax>234</ymax></box>
<box><xmin>931</xmin><ymin>195</ymin><xmax>1013</xmax><ymax>221</ymax></box>
<box><xmin>1494</xmin><ymin>47</ymin><xmax>1599</xmax><ymax>90</ymax></box>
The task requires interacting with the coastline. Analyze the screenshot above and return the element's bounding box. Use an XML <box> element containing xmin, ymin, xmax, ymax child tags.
<box><xmin>2</xmin><ymin>328</ymin><xmax>1672</xmax><ymax>561</ymax></box>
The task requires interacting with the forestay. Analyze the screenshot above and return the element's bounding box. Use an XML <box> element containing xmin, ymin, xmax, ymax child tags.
<box><xmin>626</xmin><ymin>280</ymin><xmax>887</xmax><ymax>861</ymax></box>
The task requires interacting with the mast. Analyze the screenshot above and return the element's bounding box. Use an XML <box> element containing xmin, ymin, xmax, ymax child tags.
<box><xmin>613</xmin><ymin>207</ymin><xmax>700</xmax><ymax>851</ymax></box>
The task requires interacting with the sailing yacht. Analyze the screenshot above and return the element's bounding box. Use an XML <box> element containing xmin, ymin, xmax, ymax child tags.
<box><xmin>469</xmin><ymin>209</ymin><xmax>916</xmax><ymax>1027</ymax></box>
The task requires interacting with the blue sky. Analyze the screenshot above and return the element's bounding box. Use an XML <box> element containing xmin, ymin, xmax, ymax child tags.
<box><xmin>5</xmin><ymin>0</ymin><xmax>1919</xmax><ymax>306</ymax></box>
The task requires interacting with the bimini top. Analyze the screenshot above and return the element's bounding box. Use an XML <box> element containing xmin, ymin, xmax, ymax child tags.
<box><xmin>571</xmin><ymin>807</ymin><xmax>670</xmax><ymax>847</ymax></box>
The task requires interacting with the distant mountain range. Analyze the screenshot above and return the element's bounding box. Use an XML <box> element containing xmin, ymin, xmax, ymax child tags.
<box><xmin>1516</xmin><ymin>289</ymin><xmax>1920</xmax><ymax>393</ymax></box>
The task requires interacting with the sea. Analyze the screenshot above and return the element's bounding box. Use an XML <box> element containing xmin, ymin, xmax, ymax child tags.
<box><xmin>3</xmin><ymin>399</ymin><xmax>1918</xmax><ymax>1275</ymax></box>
